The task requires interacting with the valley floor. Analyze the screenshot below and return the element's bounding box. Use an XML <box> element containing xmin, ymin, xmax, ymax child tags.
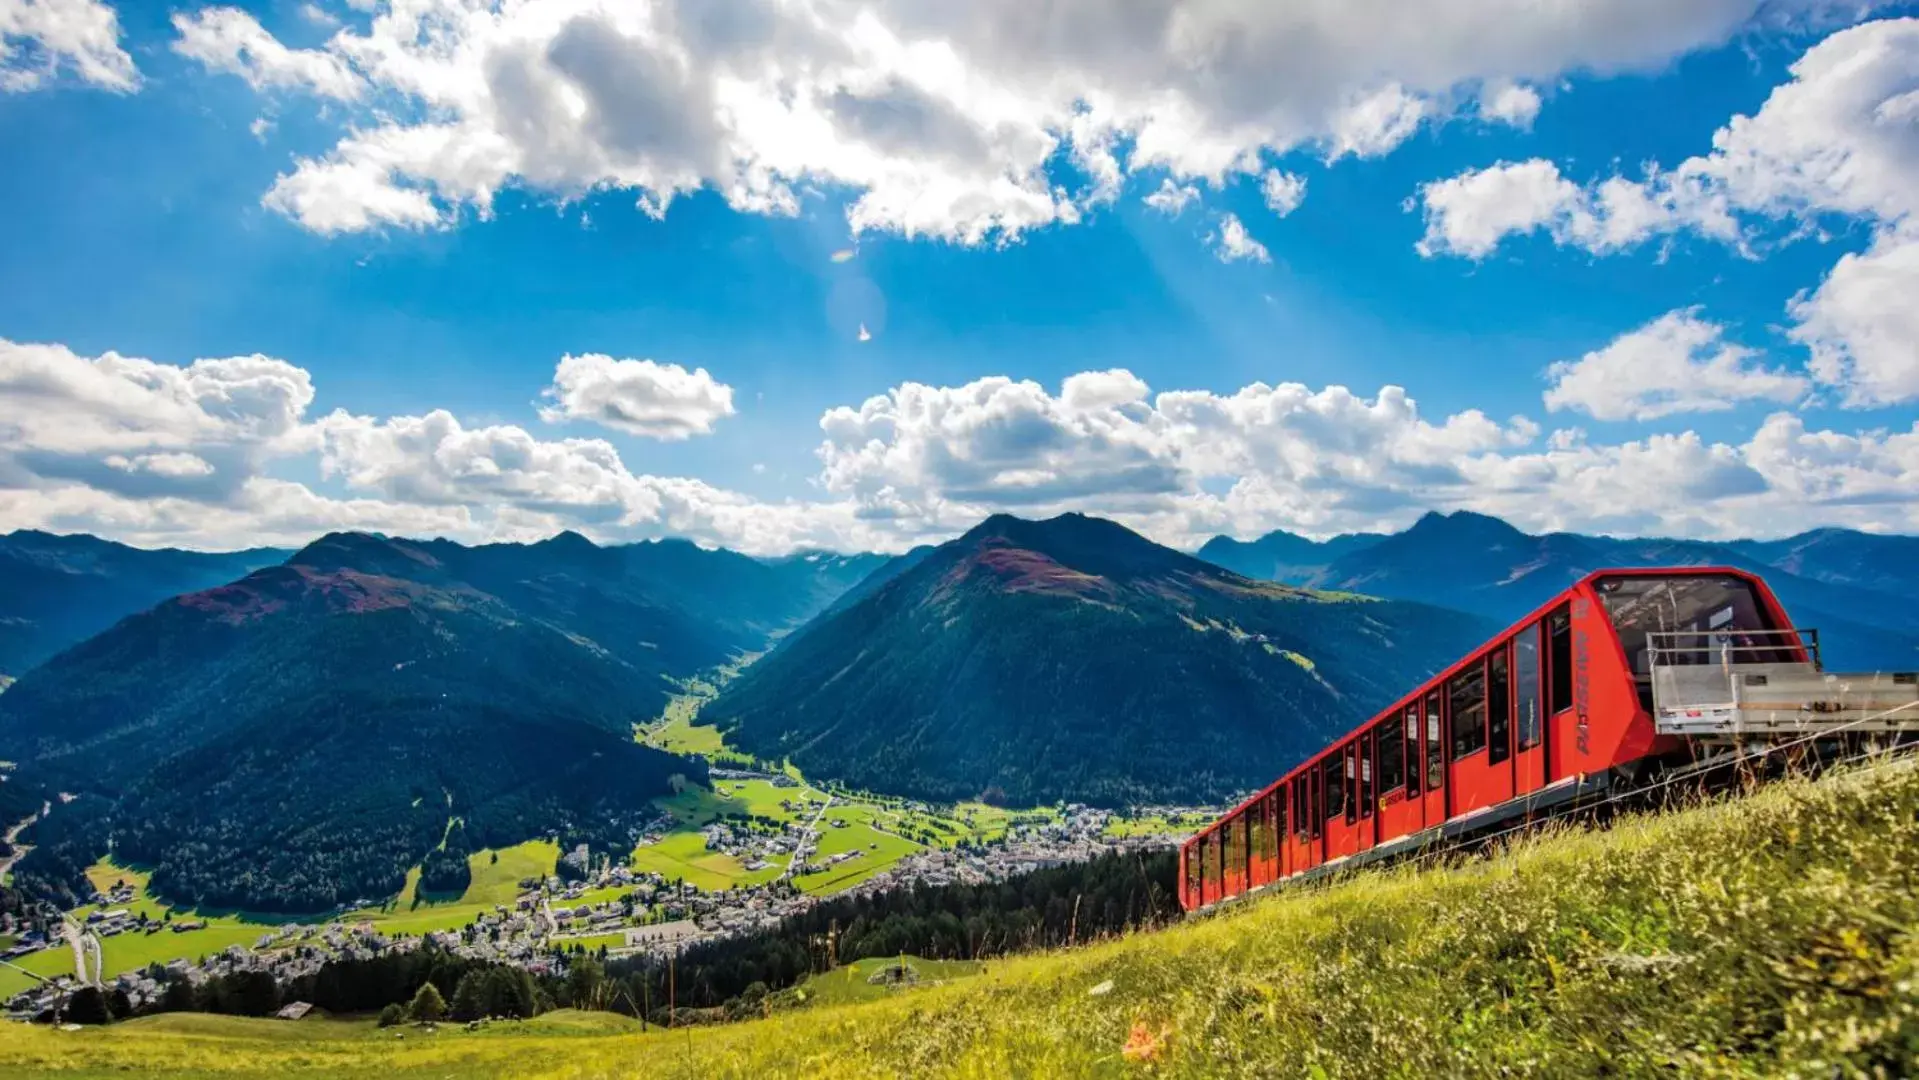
<box><xmin>2</xmin><ymin>759</ymin><xmax>1186</xmax><ymax>1003</ymax></box>
<box><xmin>5</xmin><ymin>756</ymin><xmax>1918</xmax><ymax>1077</ymax></box>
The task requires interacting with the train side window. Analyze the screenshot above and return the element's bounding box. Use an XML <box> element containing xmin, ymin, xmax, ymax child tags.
<box><xmin>1343</xmin><ymin>748</ymin><xmax>1358</xmax><ymax>824</ymax></box>
<box><xmin>1346</xmin><ymin>749</ymin><xmax>1359</xmax><ymax>821</ymax></box>
<box><xmin>1548</xmin><ymin>605</ymin><xmax>1573</xmax><ymax>714</ymax></box>
<box><xmin>1248</xmin><ymin>800</ymin><xmax>1268</xmax><ymax>865</ymax></box>
<box><xmin>1425</xmin><ymin>690</ymin><xmax>1444</xmax><ymax>789</ymax></box>
<box><xmin>1324</xmin><ymin>756</ymin><xmax>1344</xmax><ymax>823</ymax></box>
<box><xmin>1197</xmin><ymin>834</ymin><xmax>1214</xmax><ymax>892</ymax></box>
<box><xmin>1450</xmin><ymin>662</ymin><xmax>1487</xmax><ymax>760</ymax></box>
<box><xmin>1227</xmin><ymin>814</ymin><xmax>1246</xmax><ymax>880</ymax></box>
<box><xmin>1404</xmin><ymin>705</ymin><xmax>1420</xmax><ymax>798</ymax></box>
<box><xmin>1488</xmin><ymin>646</ymin><xmax>1511</xmax><ymax>766</ymax></box>
<box><xmin>1515</xmin><ymin>621</ymin><xmax>1543</xmax><ymax>750</ymax></box>
<box><xmin>1311</xmin><ymin>768</ymin><xmax>1324</xmax><ymax>839</ymax></box>
<box><xmin>1358</xmin><ymin>737</ymin><xmax>1374</xmax><ymax>818</ymax></box>
<box><xmin>1265</xmin><ymin>796</ymin><xmax>1281</xmax><ymax>862</ymax></box>
<box><xmin>1186</xmin><ymin>844</ymin><xmax>1199</xmax><ymax>899</ymax></box>
<box><xmin>1377</xmin><ymin>717</ymin><xmax>1404</xmax><ymax>795</ymax></box>
<box><xmin>1292</xmin><ymin>778</ymin><xmax>1308</xmax><ymax>840</ymax></box>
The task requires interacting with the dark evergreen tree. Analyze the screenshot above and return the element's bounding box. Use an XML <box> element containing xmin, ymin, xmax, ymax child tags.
<box><xmin>450</xmin><ymin>971</ymin><xmax>487</xmax><ymax>1021</ymax></box>
<box><xmin>158</xmin><ymin>979</ymin><xmax>197</xmax><ymax>1014</ymax></box>
<box><xmin>65</xmin><ymin>987</ymin><xmax>112</xmax><ymax>1025</ymax></box>
<box><xmin>564</xmin><ymin>956</ymin><xmax>604</xmax><ymax>1008</ymax></box>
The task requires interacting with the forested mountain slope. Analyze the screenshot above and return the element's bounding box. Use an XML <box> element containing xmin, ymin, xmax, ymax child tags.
<box><xmin>706</xmin><ymin>513</ymin><xmax>1491</xmax><ymax>806</ymax></box>
<box><xmin>0</xmin><ymin>528</ymin><xmax>874</xmax><ymax>912</ymax></box>
<box><xmin>0</xmin><ymin>530</ymin><xmax>285</xmax><ymax>678</ymax></box>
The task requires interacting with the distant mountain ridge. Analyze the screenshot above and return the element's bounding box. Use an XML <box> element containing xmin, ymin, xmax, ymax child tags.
<box><xmin>1197</xmin><ymin>512</ymin><xmax>1919</xmax><ymax>669</ymax></box>
<box><xmin>0</xmin><ymin>529</ymin><xmax>880</xmax><ymax>913</ymax></box>
<box><xmin>0</xmin><ymin>531</ymin><xmax>287</xmax><ymax>678</ymax></box>
<box><xmin>705</xmin><ymin>513</ymin><xmax>1493</xmax><ymax>807</ymax></box>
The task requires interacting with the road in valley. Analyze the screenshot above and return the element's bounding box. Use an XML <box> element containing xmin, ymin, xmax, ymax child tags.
<box><xmin>782</xmin><ymin>793</ymin><xmax>835</xmax><ymax>881</ymax></box>
<box><xmin>0</xmin><ymin>800</ymin><xmax>48</xmax><ymax>881</ymax></box>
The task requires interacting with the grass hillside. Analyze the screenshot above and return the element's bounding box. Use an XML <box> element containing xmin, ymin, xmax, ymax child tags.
<box><xmin>6</xmin><ymin>759</ymin><xmax>1918</xmax><ymax>1076</ymax></box>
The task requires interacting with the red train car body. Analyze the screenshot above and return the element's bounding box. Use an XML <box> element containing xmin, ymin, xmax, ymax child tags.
<box><xmin>1179</xmin><ymin>567</ymin><xmax>1807</xmax><ymax>912</ymax></box>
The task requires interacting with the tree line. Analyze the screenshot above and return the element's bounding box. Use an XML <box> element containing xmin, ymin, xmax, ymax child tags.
<box><xmin>605</xmin><ymin>848</ymin><xmax>1179</xmax><ymax>1015</ymax></box>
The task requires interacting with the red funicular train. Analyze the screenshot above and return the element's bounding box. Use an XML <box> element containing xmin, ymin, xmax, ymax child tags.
<box><xmin>1179</xmin><ymin>567</ymin><xmax>1919</xmax><ymax>912</ymax></box>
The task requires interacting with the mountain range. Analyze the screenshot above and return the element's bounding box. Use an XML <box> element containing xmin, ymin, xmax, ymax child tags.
<box><xmin>4</xmin><ymin>511</ymin><xmax>1917</xmax><ymax>912</ymax></box>
<box><xmin>0</xmin><ymin>531</ymin><xmax>287</xmax><ymax>679</ymax></box>
<box><xmin>703</xmin><ymin>514</ymin><xmax>1493</xmax><ymax>806</ymax></box>
<box><xmin>1196</xmin><ymin>511</ymin><xmax>1919</xmax><ymax>670</ymax></box>
<box><xmin>0</xmin><ymin>531</ymin><xmax>880</xmax><ymax>912</ymax></box>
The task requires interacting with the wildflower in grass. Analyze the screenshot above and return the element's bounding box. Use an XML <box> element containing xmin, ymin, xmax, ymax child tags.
<box><xmin>1122</xmin><ymin>1019</ymin><xmax>1171</xmax><ymax>1063</ymax></box>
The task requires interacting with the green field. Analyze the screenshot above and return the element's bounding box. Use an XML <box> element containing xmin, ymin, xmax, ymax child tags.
<box><xmin>641</xmin><ymin>695</ymin><xmax>741</xmax><ymax>761</ymax></box>
<box><xmin>0</xmin><ymin>842</ymin><xmax>575</xmax><ymax>1000</ymax></box>
<box><xmin>632</xmin><ymin>691</ymin><xmax>1068</xmax><ymax>897</ymax></box>
<box><xmin>1102</xmin><ymin>811</ymin><xmax>1209</xmax><ymax>839</ymax></box>
<box><xmin>786</xmin><ymin>955</ymin><xmax>985</xmax><ymax>1008</ymax></box>
<box><xmin>706</xmin><ymin>779</ymin><xmax>830</xmax><ymax>823</ymax></box>
<box><xmin>627</xmin><ymin>831</ymin><xmax>781</xmax><ymax>894</ymax></box>
<box><xmin>552</xmin><ymin>931</ymin><xmax>628</xmax><ymax>953</ymax></box>
<box><xmin>0</xmin><ymin>863</ymin><xmax>296</xmax><ymax>1000</ymax></box>
<box><xmin>789</xmin><ymin>805</ymin><xmax>923</xmax><ymax>895</ymax></box>
<box><xmin>629</xmin><ymin>778</ymin><xmax>832</xmax><ymax>892</ymax></box>
<box><xmin>636</xmin><ymin>777</ymin><xmax>1014</xmax><ymax>896</ymax></box>
<box><xmin>5</xmin><ymin>760</ymin><xmax>1917</xmax><ymax>1076</ymax></box>
<box><xmin>634</xmin><ymin>773</ymin><xmax>1053</xmax><ymax>896</ymax></box>
<box><xmin>637</xmin><ymin>660</ymin><xmax>762</xmax><ymax>765</ymax></box>
<box><xmin>351</xmin><ymin>840</ymin><xmax>561</xmax><ymax>936</ymax></box>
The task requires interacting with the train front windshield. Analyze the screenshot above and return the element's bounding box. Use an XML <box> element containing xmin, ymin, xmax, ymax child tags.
<box><xmin>1593</xmin><ymin>574</ymin><xmax>1789</xmax><ymax>711</ymax></box>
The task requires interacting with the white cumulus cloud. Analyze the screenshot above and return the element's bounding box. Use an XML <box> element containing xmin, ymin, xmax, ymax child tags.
<box><xmin>0</xmin><ymin>337</ymin><xmax>314</xmax><ymax>503</ymax></box>
<box><xmin>4</xmin><ymin>339</ymin><xmax>1919</xmax><ymax>552</ymax></box>
<box><xmin>1421</xmin><ymin>19</ymin><xmax>1919</xmax><ymax>258</ymax></box>
<box><xmin>1415</xmin><ymin>158</ymin><xmax>1708</xmax><ymax>258</ymax></box>
<box><xmin>1544</xmin><ymin>310</ymin><xmax>1810</xmax><ymax>421</ymax></box>
<box><xmin>0</xmin><ymin>0</ymin><xmax>136</xmax><ymax>92</ymax></box>
<box><xmin>1479</xmin><ymin>79</ymin><xmax>1543</xmax><ymax>129</ymax></box>
<box><xmin>1142</xmin><ymin>178</ymin><xmax>1200</xmax><ymax>216</ymax></box>
<box><xmin>1790</xmin><ymin>225</ymin><xmax>1919</xmax><ymax>409</ymax></box>
<box><xmin>812</xmin><ymin>367</ymin><xmax>1919</xmax><ymax>545</ymax></box>
<box><xmin>1211</xmin><ymin>213</ymin><xmax>1270</xmax><ymax>263</ymax></box>
<box><xmin>1418</xmin><ymin>17</ymin><xmax>1919</xmax><ymax>405</ymax></box>
<box><xmin>1326</xmin><ymin>83</ymin><xmax>1430</xmax><ymax>160</ymax></box>
<box><xmin>172</xmin><ymin>7</ymin><xmax>364</xmax><ymax>100</ymax></box>
<box><xmin>537</xmin><ymin>353</ymin><xmax>736</xmax><ymax>440</ymax></box>
<box><xmin>1260</xmin><ymin>170</ymin><xmax>1307</xmax><ymax>217</ymax></box>
<box><xmin>162</xmin><ymin>0</ymin><xmax>1855</xmax><ymax>245</ymax></box>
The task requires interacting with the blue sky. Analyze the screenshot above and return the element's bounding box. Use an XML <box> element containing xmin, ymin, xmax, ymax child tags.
<box><xmin>1</xmin><ymin>1</ymin><xmax>1916</xmax><ymax>553</ymax></box>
